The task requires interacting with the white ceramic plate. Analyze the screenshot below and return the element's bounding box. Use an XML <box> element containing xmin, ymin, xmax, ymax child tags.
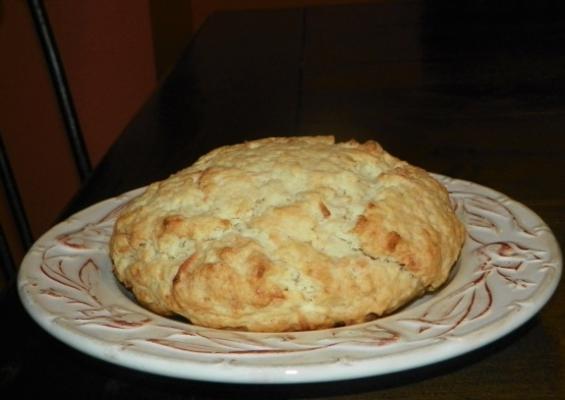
<box><xmin>18</xmin><ymin>175</ymin><xmax>562</xmax><ymax>384</ymax></box>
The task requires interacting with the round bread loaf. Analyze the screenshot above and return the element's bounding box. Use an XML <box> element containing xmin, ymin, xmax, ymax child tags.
<box><xmin>110</xmin><ymin>136</ymin><xmax>465</xmax><ymax>332</ymax></box>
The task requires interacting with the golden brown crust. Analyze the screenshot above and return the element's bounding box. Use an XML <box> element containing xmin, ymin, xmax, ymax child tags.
<box><xmin>110</xmin><ymin>136</ymin><xmax>465</xmax><ymax>332</ymax></box>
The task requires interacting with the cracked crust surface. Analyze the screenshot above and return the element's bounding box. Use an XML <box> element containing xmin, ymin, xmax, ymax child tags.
<box><xmin>110</xmin><ymin>136</ymin><xmax>465</xmax><ymax>332</ymax></box>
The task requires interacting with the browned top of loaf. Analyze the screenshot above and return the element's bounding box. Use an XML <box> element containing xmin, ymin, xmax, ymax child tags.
<box><xmin>110</xmin><ymin>136</ymin><xmax>465</xmax><ymax>332</ymax></box>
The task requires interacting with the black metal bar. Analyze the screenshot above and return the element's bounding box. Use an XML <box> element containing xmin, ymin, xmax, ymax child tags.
<box><xmin>0</xmin><ymin>132</ymin><xmax>34</xmax><ymax>252</ymax></box>
<box><xmin>27</xmin><ymin>0</ymin><xmax>92</xmax><ymax>181</ymax></box>
<box><xmin>0</xmin><ymin>224</ymin><xmax>16</xmax><ymax>285</ymax></box>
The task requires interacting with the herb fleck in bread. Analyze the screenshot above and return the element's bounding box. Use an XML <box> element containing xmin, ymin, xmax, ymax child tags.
<box><xmin>110</xmin><ymin>136</ymin><xmax>465</xmax><ymax>332</ymax></box>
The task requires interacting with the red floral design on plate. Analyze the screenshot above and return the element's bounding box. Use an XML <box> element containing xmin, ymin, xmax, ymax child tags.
<box><xmin>18</xmin><ymin>176</ymin><xmax>560</xmax><ymax>379</ymax></box>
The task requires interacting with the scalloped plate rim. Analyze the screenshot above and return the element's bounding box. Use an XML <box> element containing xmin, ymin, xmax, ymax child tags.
<box><xmin>17</xmin><ymin>174</ymin><xmax>562</xmax><ymax>384</ymax></box>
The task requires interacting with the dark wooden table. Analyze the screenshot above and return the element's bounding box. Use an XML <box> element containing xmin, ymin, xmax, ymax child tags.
<box><xmin>3</xmin><ymin>1</ymin><xmax>564</xmax><ymax>398</ymax></box>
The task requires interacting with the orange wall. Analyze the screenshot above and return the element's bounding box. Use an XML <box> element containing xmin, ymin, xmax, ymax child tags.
<box><xmin>46</xmin><ymin>0</ymin><xmax>157</xmax><ymax>166</ymax></box>
<box><xmin>0</xmin><ymin>0</ymin><xmax>156</xmax><ymax>274</ymax></box>
<box><xmin>0</xmin><ymin>0</ymin><xmax>80</xmax><ymax>263</ymax></box>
